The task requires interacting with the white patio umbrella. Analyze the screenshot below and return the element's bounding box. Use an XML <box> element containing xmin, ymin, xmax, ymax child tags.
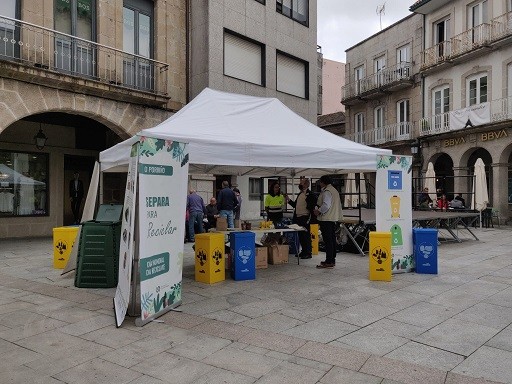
<box><xmin>424</xmin><ymin>162</ymin><xmax>437</xmax><ymax>203</ymax></box>
<box><xmin>471</xmin><ymin>158</ymin><xmax>489</xmax><ymax>228</ymax></box>
<box><xmin>344</xmin><ymin>173</ymin><xmax>358</xmax><ymax>208</ymax></box>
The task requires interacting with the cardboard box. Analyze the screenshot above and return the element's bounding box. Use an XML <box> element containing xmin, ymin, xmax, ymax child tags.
<box><xmin>255</xmin><ymin>247</ymin><xmax>268</xmax><ymax>269</ymax></box>
<box><xmin>268</xmin><ymin>245</ymin><xmax>289</xmax><ymax>265</ymax></box>
<box><xmin>235</xmin><ymin>219</ymin><xmax>241</xmax><ymax>229</ymax></box>
<box><xmin>216</xmin><ymin>217</ymin><xmax>228</xmax><ymax>231</ymax></box>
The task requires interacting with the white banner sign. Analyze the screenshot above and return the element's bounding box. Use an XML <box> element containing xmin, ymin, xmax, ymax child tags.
<box><xmin>449</xmin><ymin>102</ymin><xmax>490</xmax><ymax>131</ymax></box>
<box><xmin>114</xmin><ymin>144</ymin><xmax>139</xmax><ymax>327</ymax></box>
<box><xmin>138</xmin><ymin>137</ymin><xmax>189</xmax><ymax>324</ymax></box>
<box><xmin>375</xmin><ymin>155</ymin><xmax>414</xmax><ymax>273</ymax></box>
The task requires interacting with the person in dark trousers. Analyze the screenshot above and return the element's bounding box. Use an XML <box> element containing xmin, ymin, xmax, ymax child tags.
<box><xmin>69</xmin><ymin>171</ymin><xmax>84</xmax><ymax>224</ymax></box>
<box><xmin>233</xmin><ymin>188</ymin><xmax>242</xmax><ymax>221</ymax></box>
<box><xmin>217</xmin><ymin>180</ymin><xmax>238</xmax><ymax>229</ymax></box>
<box><xmin>205</xmin><ymin>197</ymin><xmax>219</xmax><ymax>231</ymax></box>
<box><xmin>314</xmin><ymin>175</ymin><xmax>343</xmax><ymax>269</ymax></box>
<box><xmin>186</xmin><ymin>189</ymin><xmax>206</xmax><ymax>242</ymax></box>
<box><xmin>286</xmin><ymin>177</ymin><xmax>317</xmax><ymax>259</ymax></box>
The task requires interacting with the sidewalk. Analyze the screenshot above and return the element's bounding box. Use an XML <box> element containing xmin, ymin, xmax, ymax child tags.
<box><xmin>0</xmin><ymin>227</ymin><xmax>511</xmax><ymax>383</ymax></box>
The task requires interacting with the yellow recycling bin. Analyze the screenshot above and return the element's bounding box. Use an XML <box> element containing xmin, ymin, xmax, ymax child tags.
<box><xmin>195</xmin><ymin>233</ymin><xmax>225</xmax><ymax>284</ymax></box>
<box><xmin>53</xmin><ymin>226</ymin><xmax>79</xmax><ymax>269</ymax></box>
<box><xmin>310</xmin><ymin>224</ymin><xmax>319</xmax><ymax>255</ymax></box>
<box><xmin>369</xmin><ymin>231</ymin><xmax>392</xmax><ymax>282</ymax></box>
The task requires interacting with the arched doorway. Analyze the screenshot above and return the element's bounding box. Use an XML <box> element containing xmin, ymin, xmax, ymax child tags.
<box><xmin>433</xmin><ymin>153</ymin><xmax>454</xmax><ymax>199</ymax></box>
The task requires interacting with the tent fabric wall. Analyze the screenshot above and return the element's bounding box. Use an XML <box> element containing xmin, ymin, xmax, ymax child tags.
<box><xmin>100</xmin><ymin>88</ymin><xmax>392</xmax><ymax>176</ymax></box>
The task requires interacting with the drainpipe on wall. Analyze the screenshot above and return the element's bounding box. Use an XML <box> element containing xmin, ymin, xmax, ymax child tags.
<box><xmin>186</xmin><ymin>0</ymin><xmax>190</xmax><ymax>103</ymax></box>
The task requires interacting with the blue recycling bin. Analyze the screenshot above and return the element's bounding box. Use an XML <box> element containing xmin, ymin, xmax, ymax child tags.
<box><xmin>413</xmin><ymin>228</ymin><xmax>438</xmax><ymax>274</ymax></box>
<box><xmin>229</xmin><ymin>232</ymin><xmax>256</xmax><ymax>281</ymax></box>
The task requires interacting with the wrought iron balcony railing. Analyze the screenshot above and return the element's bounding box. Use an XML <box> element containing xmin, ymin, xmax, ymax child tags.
<box><xmin>346</xmin><ymin>122</ymin><xmax>412</xmax><ymax>145</ymax></box>
<box><xmin>421</xmin><ymin>12</ymin><xmax>512</xmax><ymax>70</ymax></box>
<box><xmin>341</xmin><ymin>62</ymin><xmax>412</xmax><ymax>101</ymax></box>
<box><xmin>419</xmin><ymin>97</ymin><xmax>512</xmax><ymax>136</ymax></box>
<box><xmin>0</xmin><ymin>15</ymin><xmax>168</xmax><ymax>96</ymax></box>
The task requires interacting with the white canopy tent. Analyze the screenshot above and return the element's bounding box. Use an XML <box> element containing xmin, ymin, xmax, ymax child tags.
<box><xmin>100</xmin><ymin>88</ymin><xmax>392</xmax><ymax>176</ymax></box>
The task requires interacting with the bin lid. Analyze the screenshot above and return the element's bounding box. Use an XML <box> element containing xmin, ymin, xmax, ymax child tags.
<box><xmin>95</xmin><ymin>204</ymin><xmax>123</xmax><ymax>222</ymax></box>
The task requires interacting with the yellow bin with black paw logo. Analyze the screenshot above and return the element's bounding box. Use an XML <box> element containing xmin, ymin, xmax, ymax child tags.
<box><xmin>53</xmin><ymin>226</ymin><xmax>79</xmax><ymax>268</ymax></box>
<box><xmin>369</xmin><ymin>231</ymin><xmax>392</xmax><ymax>282</ymax></box>
<box><xmin>194</xmin><ymin>233</ymin><xmax>225</xmax><ymax>284</ymax></box>
<box><xmin>310</xmin><ymin>224</ymin><xmax>319</xmax><ymax>255</ymax></box>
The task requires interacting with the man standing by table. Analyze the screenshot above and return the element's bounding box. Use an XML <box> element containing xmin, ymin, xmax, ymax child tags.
<box><xmin>217</xmin><ymin>180</ymin><xmax>238</xmax><ymax>229</ymax></box>
<box><xmin>286</xmin><ymin>177</ymin><xmax>317</xmax><ymax>259</ymax></box>
<box><xmin>314</xmin><ymin>175</ymin><xmax>343</xmax><ymax>269</ymax></box>
<box><xmin>187</xmin><ymin>189</ymin><xmax>206</xmax><ymax>242</ymax></box>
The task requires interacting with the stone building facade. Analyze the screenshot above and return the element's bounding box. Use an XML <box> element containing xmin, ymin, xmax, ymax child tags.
<box><xmin>188</xmin><ymin>0</ymin><xmax>319</xmax><ymax>220</ymax></box>
<box><xmin>0</xmin><ymin>0</ymin><xmax>187</xmax><ymax>238</ymax></box>
<box><xmin>411</xmin><ymin>0</ymin><xmax>512</xmax><ymax>223</ymax></box>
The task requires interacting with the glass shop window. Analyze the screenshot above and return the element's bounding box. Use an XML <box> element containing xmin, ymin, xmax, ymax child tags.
<box><xmin>0</xmin><ymin>151</ymin><xmax>49</xmax><ymax>217</ymax></box>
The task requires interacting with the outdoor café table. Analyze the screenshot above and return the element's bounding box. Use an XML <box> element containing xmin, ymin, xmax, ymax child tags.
<box><xmin>210</xmin><ymin>227</ymin><xmax>305</xmax><ymax>265</ymax></box>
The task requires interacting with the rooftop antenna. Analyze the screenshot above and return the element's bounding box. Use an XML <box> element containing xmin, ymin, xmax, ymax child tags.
<box><xmin>376</xmin><ymin>2</ymin><xmax>386</xmax><ymax>30</ymax></box>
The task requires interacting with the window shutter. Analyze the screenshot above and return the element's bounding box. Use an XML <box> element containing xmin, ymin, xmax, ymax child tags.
<box><xmin>277</xmin><ymin>53</ymin><xmax>306</xmax><ymax>98</ymax></box>
<box><xmin>224</xmin><ymin>33</ymin><xmax>262</xmax><ymax>85</ymax></box>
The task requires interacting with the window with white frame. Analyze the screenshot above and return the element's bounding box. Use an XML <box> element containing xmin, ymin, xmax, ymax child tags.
<box><xmin>435</xmin><ymin>18</ymin><xmax>450</xmax><ymax>57</ymax></box>
<box><xmin>224</xmin><ymin>30</ymin><xmax>264</xmax><ymax>86</ymax></box>
<box><xmin>354</xmin><ymin>65</ymin><xmax>364</xmax><ymax>93</ymax></box>
<box><xmin>468</xmin><ymin>1</ymin><xmax>488</xmax><ymax>43</ymax></box>
<box><xmin>354</xmin><ymin>112</ymin><xmax>365</xmax><ymax>143</ymax></box>
<box><xmin>467</xmin><ymin>73</ymin><xmax>487</xmax><ymax>106</ymax></box>
<box><xmin>396</xmin><ymin>44</ymin><xmax>410</xmax><ymax>77</ymax></box>
<box><xmin>276</xmin><ymin>51</ymin><xmax>308</xmax><ymax>99</ymax></box>
<box><xmin>374</xmin><ymin>55</ymin><xmax>386</xmax><ymax>86</ymax></box>
<box><xmin>397</xmin><ymin>99</ymin><xmax>410</xmax><ymax>137</ymax></box>
<box><xmin>374</xmin><ymin>106</ymin><xmax>384</xmax><ymax>142</ymax></box>
<box><xmin>433</xmin><ymin>85</ymin><xmax>450</xmax><ymax>130</ymax></box>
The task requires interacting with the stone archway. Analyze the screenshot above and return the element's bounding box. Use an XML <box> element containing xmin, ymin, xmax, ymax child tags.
<box><xmin>0</xmin><ymin>80</ymin><xmax>171</xmax><ymax>138</ymax></box>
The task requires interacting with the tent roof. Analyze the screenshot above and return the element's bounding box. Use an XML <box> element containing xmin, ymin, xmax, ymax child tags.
<box><xmin>100</xmin><ymin>88</ymin><xmax>391</xmax><ymax>176</ymax></box>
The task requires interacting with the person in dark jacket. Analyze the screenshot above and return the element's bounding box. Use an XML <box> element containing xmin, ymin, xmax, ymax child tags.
<box><xmin>217</xmin><ymin>180</ymin><xmax>238</xmax><ymax>229</ymax></box>
<box><xmin>69</xmin><ymin>171</ymin><xmax>84</xmax><ymax>224</ymax></box>
<box><xmin>286</xmin><ymin>177</ymin><xmax>317</xmax><ymax>259</ymax></box>
<box><xmin>205</xmin><ymin>197</ymin><xmax>219</xmax><ymax>231</ymax></box>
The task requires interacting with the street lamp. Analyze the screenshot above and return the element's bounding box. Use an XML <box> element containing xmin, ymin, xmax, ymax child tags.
<box><xmin>34</xmin><ymin>123</ymin><xmax>48</xmax><ymax>150</ymax></box>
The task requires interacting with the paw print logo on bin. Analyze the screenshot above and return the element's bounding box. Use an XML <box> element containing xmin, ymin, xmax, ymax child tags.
<box><xmin>419</xmin><ymin>243</ymin><xmax>434</xmax><ymax>259</ymax></box>
<box><xmin>56</xmin><ymin>240</ymin><xmax>67</xmax><ymax>255</ymax></box>
<box><xmin>237</xmin><ymin>246</ymin><xmax>252</xmax><ymax>264</ymax></box>
<box><xmin>212</xmin><ymin>249</ymin><xmax>223</xmax><ymax>265</ymax></box>
<box><xmin>371</xmin><ymin>246</ymin><xmax>388</xmax><ymax>264</ymax></box>
<box><xmin>196</xmin><ymin>250</ymin><xmax>207</xmax><ymax>266</ymax></box>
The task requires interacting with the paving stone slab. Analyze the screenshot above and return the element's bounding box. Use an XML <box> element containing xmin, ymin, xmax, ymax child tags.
<box><xmin>413</xmin><ymin>318</ymin><xmax>500</xmax><ymax>356</ymax></box>
<box><xmin>319</xmin><ymin>366</ymin><xmax>383</xmax><ymax>384</ymax></box>
<box><xmin>331</xmin><ymin>327</ymin><xmax>410</xmax><ymax>356</ymax></box>
<box><xmin>485</xmin><ymin>327</ymin><xmax>512</xmax><ymax>352</ymax></box>
<box><xmin>166</xmin><ymin>333</ymin><xmax>232</xmax><ymax>360</ymax></box>
<box><xmin>281</xmin><ymin>316</ymin><xmax>359</xmax><ymax>343</ymax></box>
<box><xmin>241</xmin><ymin>312</ymin><xmax>304</xmax><ymax>333</ymax></box>
<box><xmin>253</xmin><ymin>360</ymin><xmax>326</xmax><ymax>384</ymax></box>
<box><xmin>53</xmin><ymin>357</ymin><xmax>142</xmax><ymax>384</ymax></box>
<box><xmin>385</xmin><ymin>341</ymin><xmax>465</xmax><ymax>371</ymax></box>
<box><xmin>359</xmin><ymin>356</ymin><xmax>447</xmax><ymax>384</ymax></box>
<box><xmin>453</xmin><ymin>302</ymin><xmax>512</xmax><ymax>330</ymax></box>
<box><xmin>293</xmin><ymin>341</ymin><xmax>370</xmax><ymax>371</ymax></box>
<box><xmin>387</xmin><ymin>302</ymin><xmax>463</xmax><ymax>328</ymax></box>
<box><xmin>201</xmin><ymin>347</ymin><xmax>282</xmax><ymax>378</ymax></box>
<box><xmin>238</xmin><ymin>328</ymin><xmax>306</xmax><ymax>354</ymax></box>
<box><xmin>327</xmin><ymin>301</ymin><xmax>400</xmax><ymax>327</ymax></box>
<box><xmin>451</xmin><ymin>345</ymin><xmax>512</xmax><ymax>383</ymax></box>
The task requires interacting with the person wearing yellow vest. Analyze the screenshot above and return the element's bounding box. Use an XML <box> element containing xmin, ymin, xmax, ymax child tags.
<box><xmin>313</xmin><ymin>175</ymin><xmax>343</xmax><ymax>269</ymax></box>
<box><xmin>265</xmin><ymin>181</ymin><xmax>285</xmax><ymax>225</ymax></box>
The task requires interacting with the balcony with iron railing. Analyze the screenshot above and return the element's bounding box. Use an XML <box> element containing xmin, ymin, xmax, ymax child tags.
<box><xmin>341</xmin><ymin>62</ymin><xmax>414</xmax><ymax>105</ymax></box>
<box><xmin>345</xmin><ymin>122</ymin><xmax>413</xmax><ymax>146</ymax></box>
<box><xmin>0</xmin><ymin>15</ymin><xmax>169</xmax><ymax>104</ymax></box>
<box><xmin>419</xmin><ymin>96</ymin><xmax>512</xmax><ymax>136</ymax></box>
<box><xmin>421</xmin><ymin>12</ymin><xmax>512</xmax><ymax>72</ymax></box>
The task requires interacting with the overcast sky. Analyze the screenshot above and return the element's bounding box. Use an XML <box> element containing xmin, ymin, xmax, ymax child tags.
<box><xmin>318</xmin><ymin>0</ymin><xmax>413</xmax><ymax>63</ymax></box>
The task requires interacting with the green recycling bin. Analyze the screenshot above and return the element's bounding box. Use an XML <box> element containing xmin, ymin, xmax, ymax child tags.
<box><xmin>75</xmin><ymin>204</ymin><xmax>123</xmax><ymax>288</ymax></box>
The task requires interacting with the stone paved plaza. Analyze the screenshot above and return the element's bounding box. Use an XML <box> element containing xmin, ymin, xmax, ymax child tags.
<box><xmin>0</xmin><ymin>226</ymin><xmax>511</xmax><ymax>383</ymax></box>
